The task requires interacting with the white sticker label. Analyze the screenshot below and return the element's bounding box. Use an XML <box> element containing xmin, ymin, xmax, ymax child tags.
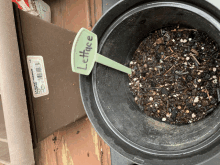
<box><xmin>27</xmin><ymin>56</ymin><xmax>49</xmax><ymax>98</ymax></box>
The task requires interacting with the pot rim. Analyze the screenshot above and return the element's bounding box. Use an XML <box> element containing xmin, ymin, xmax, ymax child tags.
<box><xmin>80</xmin><ymin>1</ymin><xmax>220</xmax><ymax>164</ymax></box>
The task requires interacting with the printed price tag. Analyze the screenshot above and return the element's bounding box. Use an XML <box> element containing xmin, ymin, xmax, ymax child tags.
<box><xmin>27</xmin><ymin>56</ymin><xmax>49</xmax><ymax>98</ymax></box>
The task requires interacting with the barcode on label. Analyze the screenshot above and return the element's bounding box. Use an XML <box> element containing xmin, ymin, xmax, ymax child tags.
<box><xmin>37</xmin><ymin>73</ymin><xmax>42</xmax><ymax>79</ymax></box>
<box><xmin>36</xmin><ymin>67</ymin><xmax>42</xmax><ymax>72</ymax></box>
<box><xmin>35</xmin><ymin>62</ymin><xmax>43</xmax><ymax>79</ymax></box>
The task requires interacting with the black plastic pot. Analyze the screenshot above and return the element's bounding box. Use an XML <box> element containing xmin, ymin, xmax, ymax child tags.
<box><xmin>80</xmin><ymin>1</ymin><xmax>220</xmax><ymax>164</ymax></box>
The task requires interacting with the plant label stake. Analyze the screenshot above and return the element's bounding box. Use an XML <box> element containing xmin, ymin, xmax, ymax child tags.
<box><xmin>71</xmin><ymin>28</ymin><xmax>132</xmax><ymax>75</ymax></box>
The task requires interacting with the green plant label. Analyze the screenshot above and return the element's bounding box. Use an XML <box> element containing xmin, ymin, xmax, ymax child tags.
<box><xmin>71</xmin><ymin>28</ymin><xmax>131</xmax><ymax>75</ymax></box>
<box><xmin>71</xmin><ymin>28</ymin><xmax>97</xmax><ymax>75</ymax></box>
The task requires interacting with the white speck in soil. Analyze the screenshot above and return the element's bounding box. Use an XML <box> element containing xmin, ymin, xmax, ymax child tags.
<box><xmin>162</xmin><ymin>118</ymin><xmax>166</xmax><ymax>121</ymax></box>
<box><xmin>166</xmin><ymin>113</ymin><xmax>171</xmax><ymax>118</ymax></box>
<box><xmin>184</xmin><ymin>62</ymin><xmax>188</xmax><ymax>65</ymax></box>
<box><xmin>213</xmin><ymin>79</ymin><xmax>218</xmax><ymax>84</ymax></box>
<box><xmin>194</xmin><ymin>96</ymin><xmax>199</xmax><ymax>103</ymax></box>
<box><xmin>192</xmin><ymin>113</ymin><xmax>196</xmax><ymax>118</ymax></box>
<box><xmin>180</xmin><ymin>39</ymin><xmax>187</xmax><ymax>43</ymax></box>
<box><xmin>133</xmin><ymin>78</ymin><xmax>138</xmax><ymax>82</ymax></box>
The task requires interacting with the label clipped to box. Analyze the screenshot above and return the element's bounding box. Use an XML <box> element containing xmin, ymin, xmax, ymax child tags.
<box><xmin>27</xmin><ymin>56</ymin><xmax>49</xmax><ymax>98</ymax></box>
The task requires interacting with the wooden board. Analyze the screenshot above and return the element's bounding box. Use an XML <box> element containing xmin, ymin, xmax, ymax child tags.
<box><xmin>44</xmin><ymin>0</ymin><xmax>102</xmax><ymax>32</ymax></box>
<box><xmin>35</xmin><ymin>0</ymin><xmax>111</xmax><ymax>164</ymax></box>
<box><xmin>34</xmin><ymin>117</ymin><xmax>111</xmax><ymax>165</ymax></box>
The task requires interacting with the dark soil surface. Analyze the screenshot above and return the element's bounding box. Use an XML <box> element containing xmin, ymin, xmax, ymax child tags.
<box><xmin>128</xmin><ymin>26</ymin><xmax>220</xmax><ymax>125</ymax></box>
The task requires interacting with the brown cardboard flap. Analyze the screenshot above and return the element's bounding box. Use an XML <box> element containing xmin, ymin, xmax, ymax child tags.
<box><xmin>15</xmin><ymin>8</ymin><xmax>86</xmax><ymax>141</ymax></box>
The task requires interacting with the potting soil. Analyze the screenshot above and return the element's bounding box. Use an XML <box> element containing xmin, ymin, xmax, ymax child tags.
<box><xmin>128</xmin><ymin>26</ymin><xmax>220</xmax><ymax>125</ymax></box>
